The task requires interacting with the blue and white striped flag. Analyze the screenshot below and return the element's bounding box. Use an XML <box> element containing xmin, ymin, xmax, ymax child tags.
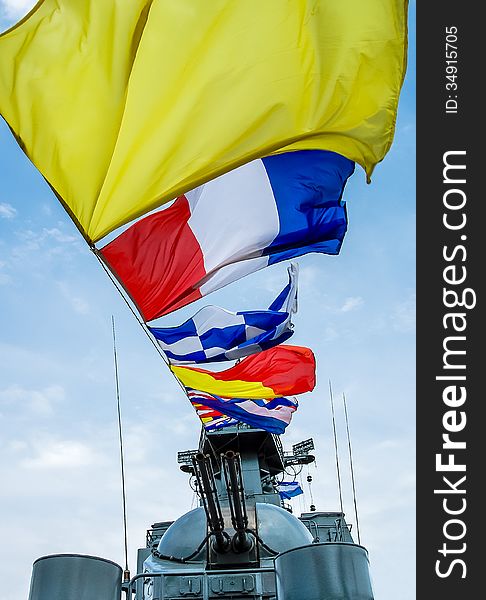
<box><xmin>148</xmin><ymin>264</ymin><xmax>298</xmax><ymax>364</ymax></box>
<box><xmin>277</xmin><ymin>481</ymin><xmax>304</xmax><ymax>500</ymax></box>
<box><xmin>186</xmin><ymin>388</ymin><xmax>298</xmax><ymax>435</ymax></box>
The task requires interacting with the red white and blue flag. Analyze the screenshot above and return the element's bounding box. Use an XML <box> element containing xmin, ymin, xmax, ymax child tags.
<box><xmin>100</xmin><ymin>150</ymin><xmax>353</xmax><ymax>321</ymax></box>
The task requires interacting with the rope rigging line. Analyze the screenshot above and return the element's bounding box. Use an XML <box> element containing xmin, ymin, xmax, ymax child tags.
<box><xmin>94</xmin><ymin>249</ymin><xmax>223</xmax><ymax>466</ymax></box>
<box><xmin>93</xmin><ymin>248</ymin><xmax>193</xmax><ymax>402</ymax></box>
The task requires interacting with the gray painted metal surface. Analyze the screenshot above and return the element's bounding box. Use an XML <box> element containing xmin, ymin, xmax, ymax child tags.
<box><xmin>256</xmin><ymin>503</ymin><xmax>313</xmax><ymax>556</ymax></box>
<box><xmin>156</xmin><ymin>507</ymin><xmax>206</xmax><ymax>560</ymax></box>
<box><xmin>28</xmin><ymin>554</ymin><xmax>122</xmax><ymax>600</ymax></box>
<box><xmin>128</xmin><ymin>567</ymin><xmax>276</xmax><ymax>600</ymax></box>
<box><xmin>26</xmin><ymin>430</ymin><xmax>375</xmax><ymax>600</ymax></box>
<box><xmin>275</xmin><ymin>543</ymin><xmax>374</xmax><ymax>600</ymax></box>
<box><xmin>299</xmin><ymin>511</ymin><xmax>355</xmax><ymax>543</ymax></box>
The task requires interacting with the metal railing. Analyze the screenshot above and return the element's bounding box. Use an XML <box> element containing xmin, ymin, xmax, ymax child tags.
<box><xmin>299</xmin><ymin>519</ymin><xmax>353</xmax><ymax>543</ymax></box>
<box><xmin>146</xmin><ymin>524</ymin><xmax>174</xmax><ymax>548</ymax></box>
<box><xmin>125</xmin><ymin>566</ymin><xmax>276</xmax><ymax>600</ymax></box>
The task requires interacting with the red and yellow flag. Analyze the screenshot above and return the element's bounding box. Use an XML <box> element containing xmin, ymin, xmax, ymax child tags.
<box><xmin>171</xmin><ymin>345</ymin><xmax>316</xmax><ymax>399</ymax></box>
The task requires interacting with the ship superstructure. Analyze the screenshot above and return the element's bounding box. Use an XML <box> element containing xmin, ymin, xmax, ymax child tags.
<box><xmin>27</xmin><ymin>424</ymin><xmax>374</xmax><ymax>600</ymax></box>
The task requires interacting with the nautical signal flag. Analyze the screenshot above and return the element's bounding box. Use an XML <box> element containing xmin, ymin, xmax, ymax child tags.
<box><xmin>187</xmin><ymin>389</ymin><xmax>298</xmax><ymax>435</ymax></box>
<box><xmin>100</xmin><ymin>150</ymin><xmax>351</xmax><ymax>320</ymax></box>
<box><xmin>148</xmin><ymin>264</ymin><xmax>298</xmax><ymax>364</ymax></box>
<box><xmin>190</xmin><ymin>401</ymin><xmax>239</xmax><ymax>432</ymax></box>
<box><xmin>0</xmin><ymin>0</ymin><xmax>408</xmax><ymax>242</ymax></box>
<box><xmin>171</xmin><ymin>345</ymin><xmax>316</xmax><ymax>400</ymax></box>
<box><xmin>277</xmin><ymin>481</ymin><xmax>304</xmax><ymax>500</ymax></box>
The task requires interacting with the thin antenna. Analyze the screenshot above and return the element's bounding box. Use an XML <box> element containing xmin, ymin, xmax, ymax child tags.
<box><xmin>328</xmin><ymin>380</ymin><xmax>344</xmax><ymax>515</ymax></box>
<box><xmin>343</xmin><ymin>393</ymin><xmax>361</xmax><ymax>545</ymax></box>
<box><xmin>111</xmin><ymin>316</ymin><xmax>130</xmax><ymax>582</ymax></box>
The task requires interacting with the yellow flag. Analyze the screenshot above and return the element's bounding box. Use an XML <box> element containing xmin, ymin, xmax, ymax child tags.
<box><xmin>0</xmin><ymin>0</ymin><xmax>408</xmax><ymax>243</ymax></box>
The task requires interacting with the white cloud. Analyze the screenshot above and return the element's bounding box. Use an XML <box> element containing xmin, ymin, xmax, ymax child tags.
<box><xmin>399</xmin><ymin>122</ymin><xmax>415</xmax><ymax>135</ymax></box>
<box><xmin>0</xmin><ymin>384</ymin><xmax>65</xmax><ymax>416</ymax></box>
<box><xmin>15</xmin><ymin>227</ymin><xmax>79</xmax><ymax>248</ymax></box>
<box><xmin>163</xmin><ymin>413</ymin><xmax>195</xmax><ymax>436</ymax></box>
<box><xmin>1</xmin><ymin>0</ymin><xmax>36</xmax><ymax>20</ymax></box>
<box><xmin>340</xmin><ymin>296</ymin><xmax>364</xmax><ymax>312</ymax></box>
<box><xmin>57</xmin><ymin>281</ymin><xmax>91</xmax><ymax>314</ymax></box>
<box><xmin>0</xmin><ymin>202</ymin><xmax>17</xmax><ymax>219</ymax></box>
<box><xmin>392</xmin><ymin>293</ymin><xmax>416</xmax><ymax>332</ymax></box>
<box><xmin>123</xmin><ymin>424</ymin><xmax>153</xmax><ymax>464</ymax></box>
<box><xmin>149</xmin><ymin>390</ymin><xmax>177</xmax><ymax>405</ymax></box>
<box><xmin>0</xmin><ymin>259</ymin><xmax>12</xmax><ymax>285</ymax></box>
<box><xmin>6</xmin><ymin>439</ymin><xmax>28</xmax><ymax>453</ymax></box>
<box><xmin>43</xmin><ymin>227</ymin><xmax>78</xmax><ymax>243</ymax></box>
<box><xmin>0</xmin><ymin>272</ymin><xmax>11</xmax><ymax>285</ymax></box>
<box><xmin>299</xmin><ymin>265</ymin><xmax>321</xmax><ymax>288</ymax></box>
<box><xmin>20</xmin><ymin>438</ymin><xmax>99</xmax><ymax>469</ymax></box>
<box><xmin>292</xmin><ymin>264</ymin><xmax>335</xmax><ymax>307</ymax></box>
<box><xmin>321</xmin><ymin>325</ymin><xmax>339</xmax><ymax>342</ymax></box>
<box><xmin>259</xmin><ymin>269</ymin><xmax>286</xmax><ymax>295</ymax></box>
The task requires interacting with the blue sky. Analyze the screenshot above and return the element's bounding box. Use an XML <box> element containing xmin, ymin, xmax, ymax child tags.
<box><xmin>0</xmin><ymin>2</ymin><xmax>416</xmax><ymax>599</ymax></box>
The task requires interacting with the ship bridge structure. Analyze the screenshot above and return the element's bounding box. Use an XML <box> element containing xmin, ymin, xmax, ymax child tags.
<box><xmin>27</xmin><ymin>426</ymin><xmax>374</xmax><ymax>600</ymax></box>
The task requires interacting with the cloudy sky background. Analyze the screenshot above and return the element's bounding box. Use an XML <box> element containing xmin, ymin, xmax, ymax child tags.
<box><xmin>0</xmin><ymin>2</ymin><xmax>416</xmax><ymax>599</ymax></box>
